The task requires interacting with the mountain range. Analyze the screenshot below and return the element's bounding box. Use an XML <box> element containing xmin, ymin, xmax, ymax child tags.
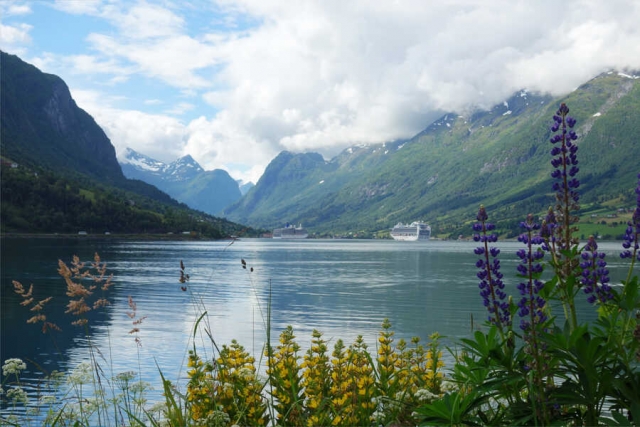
<box><xmin>2</xmin><ymin>49</ymin><xmax>639</xmax><ymax>239</ymax></box>
<box><xmin>222</xmin><ymin>71</ymin><xmax>640</xmax><ymax>238</ymax></box>
<box><xmin>119</xmin><ymin>148</ymin><xmax>249</xmax><ymax>216</ymax></box>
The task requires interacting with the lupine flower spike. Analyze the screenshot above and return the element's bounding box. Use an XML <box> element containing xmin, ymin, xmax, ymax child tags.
<box><xmin>473</xmin><ymin>205</ymin><xmax>510</xmax><ymax>331</ymax></box>
<box><xmin>549</xmin><ymin>102</ymin><xmax>580</xmax><ymax>250</ymax></box>
<box><xmin>549</xmin><ymin>103</ymin><xmax>581</xmax><ymax>330</ymax></box>
<box><xmin>514</xmin><ymin>214</ymin><xmax>552</xmax><ymax>421</ymax></box>
<box><xmin>515</xmin><ymin>214</ymin><xmax>547</xmax><ymax>332</ymax></box>
<box><xmin>621</xmin><ymin>173</ymin><xmax>640</xmax><ymax>264</ymax></box>
<box><xmin>580</xmin><ymin>236</ymin><xmax>613</xmax><ymax>304</ymax></box>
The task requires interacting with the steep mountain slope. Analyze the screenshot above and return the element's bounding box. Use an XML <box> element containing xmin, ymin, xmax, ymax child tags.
<box><xmin>224</xmin><ymin>72</ymin><xmax>640</xmax><ymax>236</ymax></box>
<box><xmin>119</xmin><ymin>149</ymin><xmax>242</xmax><ymax>215</ymax></box>
<box><xmin>1</xmin><ymin>51</ymin><xmax>123</xmax><ymax>182</ymax></box>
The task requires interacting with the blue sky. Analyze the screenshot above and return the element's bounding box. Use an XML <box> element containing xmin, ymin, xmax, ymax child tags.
<box><xmin>2</xmin><ymin>0</ymin><xmax>640</xmax><ymax>183</ymax></box>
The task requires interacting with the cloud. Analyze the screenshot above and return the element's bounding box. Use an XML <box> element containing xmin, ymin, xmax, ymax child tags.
<box><xmin>51</xmin><ymin>0</ymin><xmax>102</xmax><ymax>15</ymax></box>
<box><xmin>165</xmin><ymin>102</ymin><xmax>196</xmax><ymax>115</ymax></box>
<box><xmin>69</xmin><ymin>87</ymin><xmax>263</xmax><ymax>182</ymax></box>
<box><xmin>5</xmin><ymin>3</ymin><xmax>32</xmax><ymax>16</ymax></box>
<box><xmin>187</xmin><ymin>0</ymin><xmax>640</xmax><ymax>166</ymax></box>
<box><xmin>66</xmin><ymin>54</ymin><xmax>136</xmax><ymax>80</ymax></box>
<box><xmin>0</xmin><ymin>23</ymin><xmax>32</xmax><ymax>53</ymax></box>
<box><xmin>107</xmin><ymin>2</ymin><xmax>185</xmax><ymax>40</ymax></box>
<box><xmin>70</xmin><ymin>89</ymin><xmax>187</xmax><ymax>164</ymax></box>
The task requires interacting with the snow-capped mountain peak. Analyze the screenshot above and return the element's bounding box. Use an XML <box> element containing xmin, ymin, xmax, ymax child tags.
<box><xmin>162</xmin><ymin>155</ymin><xmax>204</xmax><ymax>181</ymax></box>
<box><xmin>118</xmin><ymin>148</ymin><xmax>243</xmax><ymax>216</ymax></box>
<box><xmin>120</xmin><ymin>149</ymin><xmax>205</xmax><ymax>182</ymax></box>
<box><xmin>120</xmin><ymin>147</ymin><xmax>166</xmax><ymax>172</ymax></box>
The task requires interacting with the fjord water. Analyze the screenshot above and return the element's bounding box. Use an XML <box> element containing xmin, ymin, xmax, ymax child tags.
<box><xmin>1</xmin><ymin>237</ymin><xmax>631</xmax><ymax>408</ymax></box>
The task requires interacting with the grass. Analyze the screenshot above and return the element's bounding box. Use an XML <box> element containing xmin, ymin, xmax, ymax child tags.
<box><xmin>576</xmin><ymin>222</ymin><xmax>628</xmax><ymax>240</ymax></box>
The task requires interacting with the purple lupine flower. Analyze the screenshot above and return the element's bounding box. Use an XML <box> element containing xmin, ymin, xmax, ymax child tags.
<box><xmin>549</xmin><ymin>103</ymin><xmax>580</xmax><ymax>249</ymax></box>
<box><xmin>473</xmin><ymin>205</ymin><xmax>510</xmax><ymax>328</ymax></box>
<box><xmin>620</xmin><ymin>173</ymin><xmax>640</xmax><ymax>262</ymax></box>
<box><xmin>515</xmin><ymin>214</ymin><xmax>547</xmax><ymax>331</ymax></box>
<box><xmin>580</xmin><ymin>236</ymin><xmax>613</xmax><ymax>304</ymax></box>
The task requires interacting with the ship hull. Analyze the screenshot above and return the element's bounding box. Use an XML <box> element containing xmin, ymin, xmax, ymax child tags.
<box><xmin>272</xmin><ymin>234</ymin><xmax>308</xmax><ymax>239</ymax></box>
<box><xmin>272</xmin><ymin>224</ymin><xmax>308</xmax><ymax>239</ymax></box>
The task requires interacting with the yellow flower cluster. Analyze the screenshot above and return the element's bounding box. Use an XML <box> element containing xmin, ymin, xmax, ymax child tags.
<box><xmin>342</xmin><ymin>335</ymin><xmax>376</xmax><ymax>425</ymax></box>
<box><xmin>300</xmin><ymin>329</ymin><xmax>332</xmax><ymax>426</ymax></box>
<box><xmin>217</xmin><ymin>340</ymin><xmax>269</xmax><ymax>426</ymax></box>
<box><xmin>377</xmin><ymin>318</ymin><xmax>399</xmax><ymax>393</ymax></box>
<box><xmin>186</xmin><ymin>351</ymin><xmax>215</xmax><ymax>422</ymax></box>
<box><xmin>265</xmin><ymin>325</ymin><xmax>304</xmax><ymax>426</ymax></box>
<box><xmin>328</xmin><ymin>338</ymin><xmax>349</xmax><ymax>425</ymax></box>
<box><xmin>187</xmin><ymin>322</ymin><xmax>446</xmax><ymax>427</ymax></box>
<box><xmin>370</xmin><ymin>321</ymin><xmax>447</xmax><ymax>424</ymax></box>
<box><xmin>268</xmin><ymin>322</ymin><xmax>447</xmax><ymax>426</ymax></box>
<box><xmin>186</xmin><ymin>341</ymin><xmax>269</xmax><ymax>426</ymax></box>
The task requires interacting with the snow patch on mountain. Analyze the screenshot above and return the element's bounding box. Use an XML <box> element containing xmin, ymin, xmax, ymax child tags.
<box><xmin>121</xmin><ymin>149</ymin><xmax>208</xmax><ymax>182</ymax></box>
<box><xmin>120</xmin><ymin>148</ymin><xmax>165</xmax><ymax>172</ymax></box>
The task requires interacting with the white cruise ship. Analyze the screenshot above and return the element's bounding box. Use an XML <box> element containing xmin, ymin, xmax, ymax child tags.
<box><xmin>390</xmin><ymin>221</ymin><xmax>431</xmax><ymax>241</ymax></box>
<box><xmin>272</xmin><ymin>223</ymin><xmax>308</xmax><ymax>239</ymax></box>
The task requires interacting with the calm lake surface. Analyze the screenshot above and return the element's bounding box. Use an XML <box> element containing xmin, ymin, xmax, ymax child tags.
<box><xmin>1</xmin><ymin>237</ymin><xmax>634</xmax><ymax>410</ymax></box>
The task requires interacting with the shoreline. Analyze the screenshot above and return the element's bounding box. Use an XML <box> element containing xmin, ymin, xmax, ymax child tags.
<box><xmin>0</xmin><ymin>232</ymin><xmax>238</xmax><ymax>241</ymax></box>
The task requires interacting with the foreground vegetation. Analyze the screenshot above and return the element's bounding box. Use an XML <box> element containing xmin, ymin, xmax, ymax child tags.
<box><xmin>2</xmin><ymin>254</ymin><xmax>448</xmax><ymax>426</ymax></box>
<box><xmin>2</xmin><ymin>103</ymin><xmax>639</xmax><ymax>426</ymax></box>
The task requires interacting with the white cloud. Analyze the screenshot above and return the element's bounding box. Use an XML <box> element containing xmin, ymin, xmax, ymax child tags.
<box><xmin>5</xmin><ymin>4</ymin><xmax>32</xmax><ymax>16</ymax></box>
<box><xmin>85</xmin><ymin>32</ymin><xmax>220</xmax><ymax>89</ymax></box>
<box><xmin>184</xmin><ymin>114</ymin><xmax>273</xmax><ymax>179</ymax></box>
<box><xmin>67</xmin><ymin>54</ymin><xmax>136</xmax><ymax>79</ymax></box>
<box><xmin>0</xmin><ymin>23</ymin><xmax>32</xmax><ymax>53</ymax></box>
<box><xmin>69</xmin><ymin>86</ymin><xmax>264</xmax><ymax>182</ymax></box>
<box><xmin>225</xmin><ymin>164</ymin><xmax>265</xmax><ymax>186</ymax></box>
<box><xmin>109</xmin><ymin>2</ymin><xmax>185</xmax><ymax>40</ymax></box>
<box><xmin>51</xmin><ymin>0</ymin><xmax>102</xmax><ymax>15</ymax></box>
<box><xmin>70</xmin><ymin>88</ymin><xmax>187</xmax><ymax>164</ymax></box>
<box><xmin>165</xmin><ymin>102</ymin><xmax>196</xmax><ymax>115</ymax></box>
<box><xmin>187</xmin><ymin>0</ymin><xmax>640</xmax><ymax>168</ymax></box>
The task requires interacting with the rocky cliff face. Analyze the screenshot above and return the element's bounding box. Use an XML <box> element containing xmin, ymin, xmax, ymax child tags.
<box><xmin>44</xmin><ymin>81</ymin><xmax>75</xmax><ymax>134</ymax></box>
<box><xmin>1</xmin><ymin>51</ymin><xmax>123</xmax><ymax>182</ymax></box>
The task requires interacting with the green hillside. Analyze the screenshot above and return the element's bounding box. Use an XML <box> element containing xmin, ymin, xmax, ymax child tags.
<box><xmin>0</xmin><ymin>163</ymin><xmax>254</xmax><ymax>237</ymax></box>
